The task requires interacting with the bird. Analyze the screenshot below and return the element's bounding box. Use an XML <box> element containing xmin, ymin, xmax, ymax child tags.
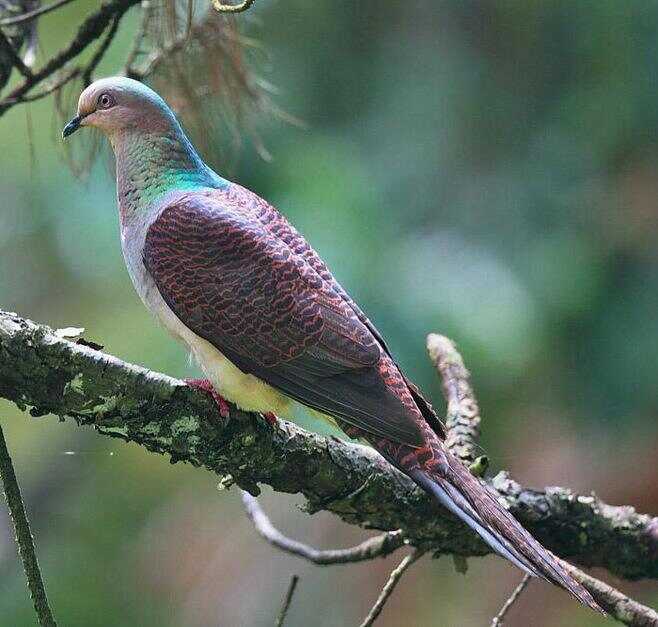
<box><xmin>63</xmin><ymin>76</ymin><xmax>602</xmax><ymax>614</ymax></box>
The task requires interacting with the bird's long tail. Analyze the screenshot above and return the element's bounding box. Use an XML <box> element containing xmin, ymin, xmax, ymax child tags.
<box><xmin>406</xmin><ymin>452</ymin><xmax>603</xmax><ymax>614</ymax></box>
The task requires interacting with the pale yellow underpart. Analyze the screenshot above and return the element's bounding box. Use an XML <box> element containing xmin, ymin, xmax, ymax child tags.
<box><xmin>157</xmin><ymin>300</ymin><xmax>344</xmax><ymax>429</ymax></box>
<box><xmin>153</xmin><ymin>290</ymin><xmax>293</xmax><ymax>415</ymax></box>
<box><xmin>191</xmin><ymin>333</ymin><xmax>293</xmax><ymax>415</ymax></box>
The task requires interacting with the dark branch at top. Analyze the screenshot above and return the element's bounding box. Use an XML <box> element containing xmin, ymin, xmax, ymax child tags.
<box><xmin>0</xmin><ymin>0</ymin><xmax>139</xmax><ymax>114</ymax></box>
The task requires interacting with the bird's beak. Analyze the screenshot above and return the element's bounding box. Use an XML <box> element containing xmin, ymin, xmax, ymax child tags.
<box><xmin>62</xmin><ymin>115</ymin><xmax>82</xmax><ymax>139</ymax></box>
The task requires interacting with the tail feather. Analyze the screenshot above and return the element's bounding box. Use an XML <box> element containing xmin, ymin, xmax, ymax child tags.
<box><xmin>412</xmin><ymin>470</ymin><xmax>540</xmax><ymax>577</ymax></box>
<box><xmin>409</xmin><ymin>456</ymin><xmax>604</xmax><ymax>614</ymax></box>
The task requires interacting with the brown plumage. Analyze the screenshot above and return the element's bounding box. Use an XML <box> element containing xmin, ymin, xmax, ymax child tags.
<box><xmin>143</xmin><ymin>185</ymin><xmax>601</xmax><ymax>613</ymax></box>
<box><xmin>64</xmin><ymin>77</ymin><xmax>604</xmax><ymax>615</ymax></box>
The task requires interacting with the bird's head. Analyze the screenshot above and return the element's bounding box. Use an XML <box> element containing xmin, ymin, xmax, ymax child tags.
<box><xmin>62</xmin><ymin>76</ymin><xmax>177</xmax><ymax>141</ymax></box>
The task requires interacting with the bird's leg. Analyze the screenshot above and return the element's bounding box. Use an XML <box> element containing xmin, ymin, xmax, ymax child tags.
<box><xmin>262</xmin><ymin>412</ymin><xmax>278</xmax><ymax>427</ymax></box>
<box><xmin>184</xmin><ymin>378</ymin><xmax>231</xmax><ymax>419</ymax></box>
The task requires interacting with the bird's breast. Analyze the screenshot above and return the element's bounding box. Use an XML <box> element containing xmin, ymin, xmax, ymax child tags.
<box><xmin>118</xmin><ymin>210</ymin><xmax>291</xmax><ymax>417</ymax></box>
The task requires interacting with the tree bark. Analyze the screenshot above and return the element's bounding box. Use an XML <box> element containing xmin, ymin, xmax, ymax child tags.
<box><xmin>0</xmin><ymin>309</ymin><xmax>656</xmax><ymax>582</ymax></box>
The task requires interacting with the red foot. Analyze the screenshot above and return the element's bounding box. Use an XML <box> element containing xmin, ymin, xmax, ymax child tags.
<box><xmin>263</xmin><ymin>412</ymin><xmax>278</xmax><ymax>427</ymax></box>
<box><xmin>185</xmin><ymin>378</ymin><xmax>230</xmax><ymax>419</ymax></box>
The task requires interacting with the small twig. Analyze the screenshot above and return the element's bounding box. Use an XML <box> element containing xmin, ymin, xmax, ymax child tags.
<box><xmin>0</xmin><ymin>0</ymin><xmax>77</xmax><ymax>26</ymax></box>
<box><xmin>242</xmin><ymin>491</ymin><xmax>406</xmax><ymax>564</ymax></box>
<box><xmin>490</xmin><ymin>574</ymin><xmax>531</xmax><ymax>626</ymax></box>
<box><xmin>123</xmin><ymin>0</ymin><xmax>153</xmax><ymax>75</ymax></box>
<box><xmin>126</xmin><ymin>4</ymin><xmax>214</xmax><ymax>81</ymax></box>
<box><xmin>563</xmin><ymin>562</ymin><xmax>658</xmax><ymax>627</ymax></box>
<box><xmin>128</xmin><ymin>32</ymin><xmax>189</xmax><ymax>80</ymax></box>
<box><xmin>212</xmin><ymin>0</ymin><xmax>256</xmax><ymax>13</ymax></box>
<box><xmin>7</xmin><ymin>67</ymin><xmax>81</xmax><ymax>104</ymax></box>
<box><xmin>82</xmin><ymin>11</ymin><xmax>123</xmax><ymax>85</ymax></box>
<box><xmin>427</xmin><ymin>334</ymin><xmax>484</xmax><ymax>467</ymax></box>
<box><xmin>275</xmin><ymin>575</ymin><xmax>299</xmax><ymax>627</ymax></box>
<box><xmin>0</xmin><ymin>29</ymin><xmax>33</xmax><ymax>79</ymax></box>
<box><xmin>184</xmin><ymin>0</ymin><xmax>194</xmax><ymax>40</ymax></box>
<box><xmin>0</xmin><ymin>423</ymin><xmax>56</xmax><ymax>626</ymax></box>
<box><xmin>358</xmin><ymin>548</ymin><xmax>425</xmax><ymax>627</ymax></box>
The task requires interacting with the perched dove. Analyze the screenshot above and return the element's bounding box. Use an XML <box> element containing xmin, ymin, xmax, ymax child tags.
<box><xmin>63</xmin><ymin>77</ymin><xmax>602</xmax><ymax>613</ymax></box>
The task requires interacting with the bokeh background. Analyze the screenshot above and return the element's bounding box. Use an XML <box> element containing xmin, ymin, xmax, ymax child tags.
<box><xmin>1</xmin><ymin>1</ymin><xmax>657</xmax><ymax>625</ymax></box>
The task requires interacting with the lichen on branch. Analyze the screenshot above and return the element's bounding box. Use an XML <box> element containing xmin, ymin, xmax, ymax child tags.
<box><xmin>0</xmin><ymin>310</ymin><xmax>656</xmax><ymax>583</ymax></box>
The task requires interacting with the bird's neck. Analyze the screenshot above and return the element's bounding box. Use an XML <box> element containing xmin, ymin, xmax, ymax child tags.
<box><xmin>112</xmin><ymin>127</ymin><xmax>226</xmax><ymax>224</ymax></box>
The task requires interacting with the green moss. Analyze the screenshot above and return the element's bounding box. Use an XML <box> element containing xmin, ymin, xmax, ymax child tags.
<box><xmin>170</xmin><ymin>416</ymin><xmax>199</xmax><ymax>437</ymax></box>
<box><xmin>64</xmin><ymin>373</ymin><xmax>85</xmax><ymax>396</ymax></box>
<box><xmin>241</xmin><ymin>434</ymin><xmax>256</xmax><ymax>447</ymax></box>
<box><xmin>141</xmin><ymin>421</ymin><xmax>162</xmax><ymax>436</ymax></box>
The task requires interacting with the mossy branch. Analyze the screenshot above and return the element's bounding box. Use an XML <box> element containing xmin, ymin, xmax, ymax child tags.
<box><xmin>0</xmin><ymin>310</ymin><xmax>657</xmax><ymax>587</ymax></box>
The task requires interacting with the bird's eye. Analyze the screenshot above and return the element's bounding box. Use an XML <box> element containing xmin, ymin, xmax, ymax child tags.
<box><xmin>97</xmin><ymin>93</ymin><xmax>115</xmax><ymax>109</ymax></box>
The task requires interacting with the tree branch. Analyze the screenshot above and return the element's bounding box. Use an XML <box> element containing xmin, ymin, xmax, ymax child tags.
<box><xmin>241</xmin><ymin>490</ymin><xmax>406</xmax><ymax>564</ymax></box>
<box><xmin>1</xmin><ymin>310</ymin><xmax>657</xmax><ymax>597</ymax></box>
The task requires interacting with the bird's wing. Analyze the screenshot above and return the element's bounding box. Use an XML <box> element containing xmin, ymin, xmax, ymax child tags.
<box><xmin>143</xmin><ymin>190</ymin><xmax>425</xmax><ymax>446</ymax></box>
<box><xmin>218</xmin><ymin>183</ymin><xmax>445</xmax><ymax>439</ymax></box>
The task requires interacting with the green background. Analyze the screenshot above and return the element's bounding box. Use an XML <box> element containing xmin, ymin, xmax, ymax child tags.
<box><xmin>0</xmin><ymin>1</ymin><xmax>656</xmax><ymax>625</ymax></box>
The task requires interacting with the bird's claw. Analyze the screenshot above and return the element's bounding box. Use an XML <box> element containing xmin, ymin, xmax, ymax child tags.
<box><xmin>262</xmin><ymin>412</ymin><xmax>278</xmax><ymax>427</ymax></box>
<box><xmin>184</xmin><ymin>378</ymin><xmax>231</xmax><ymax>420</ymax></box>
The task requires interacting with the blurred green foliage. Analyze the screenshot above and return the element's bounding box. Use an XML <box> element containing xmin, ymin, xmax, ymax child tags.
<box><xmin>0</xmin><ymin>1</ymin><xmax>657</xmax><ymax>625</ymax></box>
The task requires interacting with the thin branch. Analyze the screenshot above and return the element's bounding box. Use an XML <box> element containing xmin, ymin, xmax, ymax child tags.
<box><xmin>490</xmin><ymin>574</ymin><xmax>531</xmax><ymax>626</ymax></box>
<box><xmin>0</xmin><ymin>0</ymin><xmax>140</xmax><ymax>116</ymax></box>
<box><xmin>563</xmin><ymin>562</ymin><xmax>658</xmax><ymax>627</ymax></box>
<box><xmin>0</xmin><ymin>422</ymin><xmax>56</xmax><ymax>626</ymax></box>
<box><xmin>242</xmin><ymin>491</ymin><xmax>406</xmax><ymax>564</ymax></box>
<box><xmin>427</xmin><ymin>334</ymin><xmax>484</xmax><ymax>467</ymax></box>
<box><xmin>128</xmin><ymin>29</ymin><xmax>190</xmax><ymax>81</ymax></box>
<box><xmin>275</xmin><ymin>575</ymin><xmax>299</xmax><ymax>627</ymax></box>
<box><xmin>7</xmin><ymin>67</ymin><xmax>81</xmax><ymax>105</ymax></box>
<box><xmin>0</xmin><ymin>29</ymin><xmax>33</xmax><ymax>79</ymax></box>
<box><xmin>126</xmin><ymin>6</ymin><xmax>218</xmax><ymax>82</ymax></box>
<box><xmin>0</xmin><ymin>0</ymin><xmax>77</xmax><ymax>26</ymax></box>
<box><xmin>359</xmin><ymin>548</ymin><xmax>426</xmax><ymax>627</ymax></box>
<box><xmin>123</xmin><ymin>0</ymin><xmax>154</xmax><ymax>75</ymax></box>
<box><xmin>212</xmin><ymin>0</ymin><xmax>256</xmax><ymax>14</ymax></box>
<box><xmin>82</xmin><ymin>11</ymin><xmax>123</xmax><ymax>85</ymax></box>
